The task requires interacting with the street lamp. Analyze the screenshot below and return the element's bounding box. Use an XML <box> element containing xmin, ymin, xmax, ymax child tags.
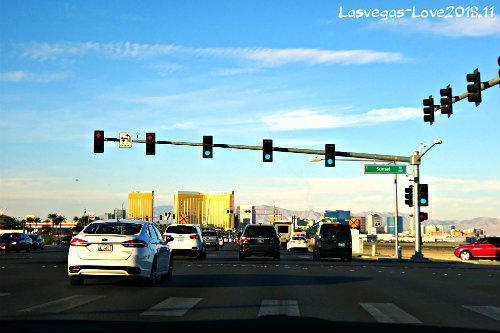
<box><xmin>419</xmin><ymin>139</ymin><xmax>443</xmax><ymax>159</ymax></box>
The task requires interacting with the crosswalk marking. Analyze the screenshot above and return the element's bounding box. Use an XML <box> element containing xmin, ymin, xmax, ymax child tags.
<box><xmin>141</xmin><ymin>297</ymin><xmax>202</xmax><ymax>316</ymax></box>
<box><xmin>464</xmin><ymin>306</ymin><xmax>500</xmax><ymax>322</ymax></box>
<box><xmin>258</xmin><ymin>300</ymin><xmax>300</xmax><ymax>317</ymax></box>
<box><xmin>0</xmin><ymin>293</ymin><xmax>10</xmax><ymax>297</ymax></box>
<box><xmin>20</xmin><ymin>295</ymin><xmax>103</xmax><ymax>313</ymax></box>
<box><xmin>360</xmin><ymin>303</ymin><xmax>421</xmax><ymax>324</ymax></box>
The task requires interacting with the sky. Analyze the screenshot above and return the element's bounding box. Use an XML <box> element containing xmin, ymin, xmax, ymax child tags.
<box><xmin>1</xmin><ymin>0</ymin><xmax>499</xmax><ymax>221</ymax></box>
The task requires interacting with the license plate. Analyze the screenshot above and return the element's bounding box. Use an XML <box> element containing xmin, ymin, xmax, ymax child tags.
<box><xmin>98</xmin><ymin>244</ymin><xmax>112</xmax><ymax>251</ymax></box>
<box><xmin>338</xmin><ymin>243</ymin><xmax>345</xmax><ymax>247</ymax></box>
<box><xmin>257</xmin><ymin>239</ymin><xmax>264</xmax><ymax>243</ymax></box>
<box><xmin>177</xmin><ymin>238</ymin><xmax>184</xmax><ymax>242</ymax></box>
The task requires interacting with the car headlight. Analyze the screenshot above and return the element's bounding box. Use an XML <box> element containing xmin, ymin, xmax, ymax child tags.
<box><xmin>12</xmin><ymin>242</ymin><xmax>17</xmax><ymax>245</ymax></box>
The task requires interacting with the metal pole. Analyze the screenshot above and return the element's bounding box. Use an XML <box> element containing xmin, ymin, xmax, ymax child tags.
<box><xmin>413</xmin><ymin>162</ymin><xmax>423</xmax><ymax>259</ymax></box>
<box><xmin>394</xmin><ymin>172</ymin><xmax>400</xmax><ymax>258</ymax></box>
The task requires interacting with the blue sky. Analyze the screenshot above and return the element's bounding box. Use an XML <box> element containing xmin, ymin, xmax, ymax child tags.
<box><xmin>1</xmin><ymin>0</ymin><xmax>499</xmax><ymax>220</ymax></box>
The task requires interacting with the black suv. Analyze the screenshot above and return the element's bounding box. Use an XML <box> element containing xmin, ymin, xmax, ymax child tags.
<box><xmin>239</xmin><ymin>224</ymin><xmax>280</xmax><ymax>260</ymax></box>
<box><xmin>313</xmin><ymin>223</ymin><xmax>352</xmax><ymax>261</ymax></box>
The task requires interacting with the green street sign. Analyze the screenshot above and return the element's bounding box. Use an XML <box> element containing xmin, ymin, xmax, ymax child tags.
<box><xmin>364</xmin><ymin>164</ymin><xmax>407</xmax><ymax>174</ymax></box>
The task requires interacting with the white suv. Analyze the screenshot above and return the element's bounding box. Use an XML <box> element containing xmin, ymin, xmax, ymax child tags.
<box><xmin>67</xmin><ymin>219</ymin><xmax>172</xmax><ymax>286</ymax></box>
<box><xmin>163</xmin><ymin>224</ymin><xmax>206</xmax><ymax>259</ymax></box>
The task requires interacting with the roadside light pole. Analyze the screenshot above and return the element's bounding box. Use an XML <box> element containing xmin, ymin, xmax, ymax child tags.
<box><xmin>411</xmin><ymin>152</ymin><xmax>424</xmax><ymax>260</ymax></box>
<box><xmin>394</xmin><ymin>170</ymin><xmax>400</xmax><ymax>258</ymax></box>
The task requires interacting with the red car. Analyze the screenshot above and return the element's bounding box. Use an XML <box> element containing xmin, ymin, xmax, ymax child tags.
<box><xmin>454</xmin><ymin>237</ymin><xmax>500</xmax><ymax>260</ymax></box>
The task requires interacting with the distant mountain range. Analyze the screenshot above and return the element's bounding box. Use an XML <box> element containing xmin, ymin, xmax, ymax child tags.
<box><xmin>151</xmin><ymin>204</ymin><xmax>499</xmax><ymax>236</ymax></box>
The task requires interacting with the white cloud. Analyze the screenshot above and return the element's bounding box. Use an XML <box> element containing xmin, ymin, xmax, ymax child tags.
<box><xmin>19</xmin><ymin>41</ymin><xmax>403</xmax><ymax>65</ymax></box>
<box><xmin>371</xmin><ymin>17</ymin><xmax>500</xmax><ymax>37</ymax></box>
<box><xmin>262</xmin><ymin>107</ymin><xmax>421</xmax><ymax>130</ymax></box>
<box><xmin>0</xmin><ymin>70</ymin><xmax>69</xmax><ymax>82</ymax></box>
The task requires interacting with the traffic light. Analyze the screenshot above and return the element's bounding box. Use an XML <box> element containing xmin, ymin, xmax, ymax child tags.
<box><xmin>325</xmin><ymin>144</ymin><xmax>335</xmax><ymax>167</ymax></box>
<box><xmin>94</xmin><ymin>130</ymin><xmax>104</xmax><ymax>153</ymax></box>
<box><xmin>203</xmin><ymin>136</ymin><xmax>213</xmax><ymax>158</ymax></box>
<box><xmin>423</xmin><ymin>96</ymin><xmax>435</xmax><ymax>124</ymax></box>
<box><xmin>440</xmin><ymin>85</ymin><xmax>453</xmax><ymax>117</ymax></box>
<box><xmin>419</xmin><ymin>212</ymin><xmax>428</xmax><ymax>222</ymax></box>
<box><xmin>404</xmin><ymin>185</ymin><xmax>413</xmax><ymax>207</ymax></box>
<box><xmin>146</xmin><ymin>133</ymin><xmax>155</xmax><ymax>155</ymax></box>
<box><xmin>467</xmin><ymin>68</ymin><xmax>481</xmax><ymax>106</ymax></box>
<box><xmin>263</xmin><ymin>139</ymin><xmax>273</xmax><ymax>162</ymax></box>
<box><xmin>418</xmin><ymin>184</ymin><xmax>429</xmax><ymax>206</ymax></box>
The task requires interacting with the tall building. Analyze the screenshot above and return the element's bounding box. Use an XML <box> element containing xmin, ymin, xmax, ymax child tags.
<box><xmin>114</xmin><ymin>208</ymin><xmax>126</xmax><ymax>219</ymax></box>
<box><xmin>386</xmin><ymin>216</ymin><xmax>404</xmax><ymax>235</ymax></box>
<box><xmin>173</xmin><ymin>191</ymin><xmax>234</xmax><ymax>230</ymax></box>
<box><xmin>353</xmin><ymin>216</ymin><xmax>366</xmax><ymax>233</ymax></box>
<box><xmin>322</xmin><ymin>210</ymin><xmax>351</xmax><ymax>223</ymax></box>
<box><xmin>128</xmin><ymin>191</ymin><xmax>154</xmax><ymax>221</ymax></box>
<box><xmin>366</xmin><ymin>214</ymin><xmax>383</xmax><ymax>234</ymax></box>
<box><xmin>238</xmin><ymin>205</ymin><xmax>256</xmax><ymax>225</ymax></box>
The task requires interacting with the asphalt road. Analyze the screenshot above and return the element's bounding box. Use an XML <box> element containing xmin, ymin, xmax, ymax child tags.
<box><xmin>0</xmin><ymin>244</ymin><xmax>499</xmax><ymax>331</ymax></box>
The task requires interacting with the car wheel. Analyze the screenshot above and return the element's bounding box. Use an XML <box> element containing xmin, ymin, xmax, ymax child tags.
<box><xmin>197</xmin><ymin>251</ymin><xmax>206</xmax><ymax>260</ymax></box>
<box><xmin>312</xmin><ymin>253</ymin><xmax>317</xmax><ymax>261</ymax></box>
<box><xmin>146</xmin><ymin>257</ymin><xmax>159</xmax><ymax>286</ymax></box>
<box><xmin>69</xmin><ymin>276</ymin><xmax>84</xmax><ymax>286</ymax></box>
<box><xmin>239</xmin><ymin>253</ymin><xmax>245</xmax><ymax>260</ymax></box>
<box><xmin>460</xmin><ymin>251</ymin><xmax>472</xmax><ymax>261</ymax></box>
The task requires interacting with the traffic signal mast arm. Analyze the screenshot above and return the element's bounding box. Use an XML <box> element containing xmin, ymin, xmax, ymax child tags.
<box><xmin>103</xmin><ymin>137</ymin><xmax>412</xmax><ymax>163</ymax></box>
<box><xmin>429</xmin><ymin>75</ymin><xmax>499</xmax><ymax>115</ymax></box>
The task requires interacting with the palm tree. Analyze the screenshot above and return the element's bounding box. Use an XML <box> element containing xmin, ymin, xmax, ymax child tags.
<box><xmin>57</xmin><ymin>215</ymin><xmax>65</xmax><ymax>234</ymax></box>
<box><xmin>34</xmin><ymin>217</ymin><xmax>41</xmax><ymax>232</ymax></box>
<box><xmin>47</xmin><ymin>213</ymin><xmax>58</xmax><ymax>234</ymax></box>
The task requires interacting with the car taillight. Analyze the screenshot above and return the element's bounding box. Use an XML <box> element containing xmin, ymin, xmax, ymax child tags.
<box><xmin>317</xmin><ymin>241</ymin><xmax>322</xmax><ymax>247</ymax></box>
<box><xmin>190</xmin><ymin>235</ymin><xmax>200</xmax><ymax>239</ymax></box>
<box><xmin>240</xmin><ymin>236</ymin><xmax>250</xmax><ymax>243</ymax></box>
<box><xmin>163</xmin><ymin>234</ymin><xmax>171</xmax><ymax>240</ymax></box>
<box><xmin>70</xmin><ymin>238</ymin><xmax>88</xmax><ymax>247</ymax></box>
<box><xmin>122</xmin><ymin>239</ymin><xmax>148</xmax><ymax>247</ymax></box>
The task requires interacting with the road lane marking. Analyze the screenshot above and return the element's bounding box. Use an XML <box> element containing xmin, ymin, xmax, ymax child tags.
<box><xmin>464</xmin><ymin>306</ymin><xmax>500</xmax><ymax>322</ymax></box>
<box><xmin>141</xmin><ymin>297</ymin><xmax>202</xmax><ymax>316</ymax></box>
<box><xmin>0</xmin><ymin>293</ymin><xmax>10</xmax><ymax>296</ymax></box>
<box><xmin>20</xmin><ymin>295</ymin><xmax>103</xmax><ymax>313</ymax></box>
<box><xmin>360</xmin><ymin>303</ymin><xmax>421</xmax><ymax>324</ymax></box>
<box><xmin>258</xmin><ymin>300</ymin><xmax>300</xmax><ymax>317</ymax></box>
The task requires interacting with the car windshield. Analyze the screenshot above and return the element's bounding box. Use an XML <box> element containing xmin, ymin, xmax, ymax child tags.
<box><xmin>244</xmin><ymin>226</ymin><xmax>276</xmax><ymax>238</ymax></box>
<box><xmin>83</xmin><ymin>223</ymin><xmax>143</xmax><ymax>235</ymax></box>
<box><xmin>320</xmin><ymin>225</ymin><xmax>350</xmax><ymax>239</ymax></box>
<box><xmin>166</xmin><ymin>226</ymin><xmax>197</xmax><ymax>234</ymax></box>
<box><xmin>0</xmin><ymin>233</ymin><xmax>21</xmax><ymax>240</ymax></box>
<box><xmin>292</xmin><ymin>237</ymin><xmax>305</xmax><ymax>240</ymax></box>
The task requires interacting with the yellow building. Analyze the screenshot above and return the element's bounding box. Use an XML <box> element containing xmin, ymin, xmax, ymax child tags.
<box><xmin>128</xmin><ymin>191</ymin><xmax>154</xmax><ymax>220</ymax></box>
<box><xmin>174</xmin><ymin>191</ymin><xmax>234</xmax><ymax>230</ymax></box>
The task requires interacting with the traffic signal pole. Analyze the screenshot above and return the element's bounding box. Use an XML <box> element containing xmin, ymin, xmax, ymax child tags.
<box><xmin>410</xmin><ymin>151</ymin><xmax>425</xmax><ymax>260</ymax></box>
<box><xmin>103</xmin><ymin>137</ymin><xmax>412</xmax><ymax>163</ymax></box>
<box><xmin>394</xmin><ymin>171</ymin><xmax>400</xmax><ymax>259</ymax></box>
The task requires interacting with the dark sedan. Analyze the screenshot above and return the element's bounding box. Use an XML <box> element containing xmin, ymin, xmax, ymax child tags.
<box><xmin>28</xmin><ymin>234</ymin><xmax>45</xmax><ymax>250</ymax></box>
<box><xmin>0</xmin><ymin>233</ymin><xmax>33</xmax><ymax>253</ymax></box>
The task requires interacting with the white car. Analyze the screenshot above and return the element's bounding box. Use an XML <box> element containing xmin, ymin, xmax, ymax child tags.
<box><xmin>287</xmin><ymin>236</ymin><xmax>309</xmax><ymax>253</ymax></box>
<box><xmin>163</xmin><ymin>224</ymin><xmax>206</xmax><ymax>259</ymax></box>
<box><xmin>67</xmin><ymin>219</ymin><xmax>172</xmax><ymax>286</ymax></box>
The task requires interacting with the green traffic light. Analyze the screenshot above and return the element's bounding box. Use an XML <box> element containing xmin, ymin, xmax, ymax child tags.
<box><xmin>204</xmin><ymin>151</ymin><xmax>211</xmax><ymax>156</ymax></box>
<box><xmin>420</xmin><ymin>198</ymin><xmax>427</xmax><ymax>204</ymax></box>
<box><xmin>327</xmin><ymin>159</ymin><xmax>333</xmax><ymax>164</ymax></box>
<box><xmin>265</xmin><ymin>154</ymin><xmax>271</xmax><ymax>160</ymax></box>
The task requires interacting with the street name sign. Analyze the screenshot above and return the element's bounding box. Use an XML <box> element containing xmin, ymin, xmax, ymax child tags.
<box><xmin>119</xmin><ymin>132</ymin><xmax>133</xmax><ymax>148</ymax></box>
<box><xmin>364</xmin><ymin>164</ymin><xmax>406</xmax><ymax>174</ymax></box>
